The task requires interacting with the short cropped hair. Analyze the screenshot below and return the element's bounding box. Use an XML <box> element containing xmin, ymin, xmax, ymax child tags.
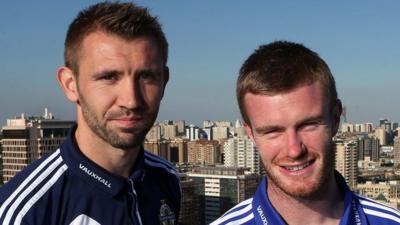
<box><xmin>237</xmin><ymin>41</ymin><xmax>337</xmax><ymax>125</ymax></box>
<box><xmin>64</xmin><ymin>2</ymin><xmax>168</xmax><ymax>74</ymax></box>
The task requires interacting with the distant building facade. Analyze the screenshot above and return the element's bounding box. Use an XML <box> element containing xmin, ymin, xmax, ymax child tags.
<box><xmin>394</xmin><ymin>137</ymin><xmax>400</xmax><ymax>166</ymax></box>
<box><xmin>186</xmin><ymin>167</ymin><xmax>260</xmax><ymax>225</ymax></box>
<box><xmin>1</xmin><ymin>110</ymin><xmax>74</xmax><ymax>183</ymax></box>
<box><xmin>356</xmin><ymin>181</ymin><xmax>400</xmax><ymax>209</ymax></box>
<box><xmin>335</xmin><ymin>140</ymin><xmax>358</xmax><ymax>189</ymax></box>
<box><xmin>375</xmin><ymin>127</ymin><xmax>388</xmax><ymax>146</ymax></box>
<box><xmin>144</xmin><ymin>138</ymin><xmax>188</xmax><ymax>163</ymax></box>
<box><xmin>357</xmin><ymin>136</ymin><xmax>380</xmax><ymax>162</ymax></box>
<box><xmin>224</xmin><ymin>136</ymin><xmax>262</xmax><ymax>175</ymax></box>
<box><xmin>187</xmin><ymin>140</ymin><xmax>220</xmax><ymax>165</ymax></box>
<box><xmin>179</xmin><ymin>174</ymin><xmax>200</xmax><ymax>225</ymax></box>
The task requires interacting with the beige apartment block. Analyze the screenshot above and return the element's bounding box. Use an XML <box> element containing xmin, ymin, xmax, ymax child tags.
<box><xmin>357</xmin><ymin>181</ymin><xmax>400</xmax><ymax>209</ymax></box>
<box><xmin>187</xmin><ymin>140</ymin><xmax>220</xmax><ymax>165</ymax></box>
<box><xmin>1</xmin><ymin>110</ymin><xmax>73</xmax><ymax>183</ymax></box>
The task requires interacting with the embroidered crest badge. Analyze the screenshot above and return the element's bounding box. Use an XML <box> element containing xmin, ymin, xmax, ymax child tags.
<box><xmin>159</xmin><ymin>200</ymin><xmax>176</xmax><ymax>225</ymax></box>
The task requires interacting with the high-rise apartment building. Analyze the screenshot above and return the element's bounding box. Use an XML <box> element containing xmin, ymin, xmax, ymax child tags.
<box><xmin>357</xmin><ymin>136</ymin><xmax>380</xmax><ymax>162</ymax></box>
<box><xmin>354</xmin><ymin>124</ymin><xmax>364</xmax><ymax>133</ymax></box>
<box><xmin>214</xmin><ymin>126</ymin><xmax>229</xmax><ymax>140</ymax></box>
<box><xmin>187</xmin><ymin>140</ymin><xmax>220</xmax><ymax>165</ymax></box>
<box><xmin>364</xmin><ymin>123</ymin><xmax>374</xmax><ymax>133</ymax></box>
<box><xmin>186</xmin><ymin>167</ymin><xmax>260</xmax><ymax>225</ymax></box>
<box><xmin>186</xmin><ymin>125</ymin><xmax>201</xmax><ymax>141</ymax></box>
<box><xmin>374</xmin><ymin>127</ymin><xmax>388</xmax><ymax>146</ymax></box>
<box><xmin>163</xmin><ymin>124</ymin><xmax>178</xmax><ymax>139</ymax></box>
<box><xmin>179</xmin><ymin>174</ymin><xmax>200</xmax><ymax>225</ymax></box>
<box><xmin>394</xmin><ymin>137</ymin><xmax>400</xmax><ymax>166</ymax></box>
<box><xmin>379</xmin><ymin>118</ymin><xmax>389</xmax><ymax>127</ymax></box>
<box><xmin>1</xmin><ymin>110</ymin><xmax>73</xmax><ymax>183</ymax></box>
<box><xmin>341</xmin><ymin>123</ymin><xmax>354</xmax><ymax>133</ymax></box>
<box><xmin>203</xmin><ymin>127</ymin><xmax>212</xmax><ymax>141</ymax></box>
<box><xmin>203</xmin><ymin>120</ymin><xmax>214</xmax><ymax>128</ymax></box>
<box><xmin>175</xmin><ymin>120</ymin><xmax>186</xmax><ymax>136</ymax></box>
<box><xmin>231</xmin><ymin>120</ymin><xmax>246</xmax><ymax>137</ymax></box>
<box><xmin>335</xmin><ymin>140</ymin><xmax>358</xmax><ymax>189</ymax></box>
<box><xmin>393</xmin><ymin>122</ymin><xmax>399</xmax><ymax>131</ymax></box>
<box><xmin>224</xmin><ymin>136</ymin><xmax>262</xmax><ymax>175</ymax></box>
<box><xmin>144</xmin><ymin>138</ymin><xmax>188</xmax><ymax>163</ymax></box>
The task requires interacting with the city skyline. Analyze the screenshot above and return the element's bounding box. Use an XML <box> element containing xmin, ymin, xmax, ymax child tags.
<box><xmin>1</xmin><ymin>1</ymin><xmax>400</xmax><ymax>126</ymax></box>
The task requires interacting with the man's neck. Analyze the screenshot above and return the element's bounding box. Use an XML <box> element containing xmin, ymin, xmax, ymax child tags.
<box><xmin>267</xmin><ymin>175</ymin><xmax>344</xmax><ymax>225</ymax></box>
<box><xmin>74</xmin><ymin>125</ymin><xmax>140</xmax><ymax>178</ymax></box>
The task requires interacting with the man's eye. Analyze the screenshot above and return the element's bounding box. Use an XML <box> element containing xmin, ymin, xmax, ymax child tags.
<box><xmin>101</xmin><ymin>74</ymin><xmax>117</xmax><ymax>81</ymax></box>
<box><xmin>255</xmin><ymin>130</ymin><xmax>281</xmax><ymax>139</ymax></box>
<box><xmin>301</xmin><ymin>122</ymin><xmax>319</xmax><ymax>131</ymax></box>
<box><xmin>140</xmin><ymin>71</ymin><xmax>160</xmax><ymax>82</ymax></box>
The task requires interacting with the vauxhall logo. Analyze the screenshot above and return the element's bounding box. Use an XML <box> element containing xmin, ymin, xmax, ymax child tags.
<box><xmin>257</xmin><ymin>205</ymin><xmax>268</xmax><ymax>225</ymax></box>
<box><xmin>79</xmin><ymin>163</ymin><xmax>112</xmax><ymax>188</ymax></box>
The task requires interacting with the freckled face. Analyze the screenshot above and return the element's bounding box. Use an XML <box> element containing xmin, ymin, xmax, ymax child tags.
<box><xmin>244</xmin><ymin>82</ymin><xmax>340</xmax><ymax>199</ymax></box>
<box><xmin>76</xmin><ymin>32</ymin><xmax>168</xmax><ymax>149</ymax></box>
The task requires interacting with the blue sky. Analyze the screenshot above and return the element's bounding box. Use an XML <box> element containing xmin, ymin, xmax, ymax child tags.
<box><xmin>1</xmin><ymin>1</ymin><xmax>399</xmax><ymax>126</ymax></box>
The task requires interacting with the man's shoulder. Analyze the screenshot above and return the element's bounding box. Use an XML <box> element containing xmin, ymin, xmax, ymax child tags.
<box><xmin>0</xmin><ymin>148</ymin><xmax>66</xmax><ymax>196</ymax></box>
<box><xmin>143</xmin><ymin>150</ymin><xmax>178</xmax><ymax>178</ymax></box>
<box><xmin>355</xmin><ymin>193</ymin><xmax>400</xmax><ymax>224</ymax></box>
<box><xmin>210</xmin><ymin>198</ymin><xmax>255</xmax><ymax>225</ymax></box>
<box><xmin>0</xmin><ymin>149</ymin><xmax>69</xmax><ymax>224</ymax></box>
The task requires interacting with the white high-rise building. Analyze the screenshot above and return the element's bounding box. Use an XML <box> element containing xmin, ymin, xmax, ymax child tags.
<box><xmin>186</xmin><ymin>124</ymin><xmax>200</xmax><ymax>141</ymax></box>
<box><xmin>374</xmin><ymin>127</ymin><xmax>387</xmax><ymax>146</ymax></box>
<box><xmin>335</xmin><ymin>140</ymin><xmax>358</xmax><ymax>189</ymax></box>
<box><xmin>394</xmin><ymin>137</ymin><xmax>400</xmax><ymax>166</ymax></box>
<box><xmin>186</xmin><ymin>167</ymin><xmax>259</xmax><ymax>225</ymax></box>
<box><xmin>214</xmin><ymin>121</ymin><xmax>231</xmax><ymax>127</ymax></box>
<box><xmin>224</xmin><ymin>136</ymin><xmax>262</xmax><ymax>174</ymax></box>
<box><xmin>341</xmin><ymin>123</ymin><xmax>354</xmax><ymax>133</ymax></box>
<box><xmin>212</xmin><ymin>126</ymin><xmax>228</xmax><ymax>140</ymax></box>
<box><xmin>171</xmin><ymin>120</ymin><xmax>185</xmax><ymax>135</ymax></box>
<box><xmin>163</xmin><ymin>124</ymin><xmax>177</xmax><ymax>139</ymax></box>
<box><xmin>364</xmin><ymin>123</ymin><xmax>374</xmax><ymax>133</ymax></box>
<box><xmin>203</xmin><ymin>120</ymin><xmax>214</xmax><ymax>128</ymax></box>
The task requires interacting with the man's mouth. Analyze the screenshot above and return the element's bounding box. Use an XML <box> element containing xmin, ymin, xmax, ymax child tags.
<box><xmin>108</xmin><ymin>116</ymin><xmax>143</xmax><ymax>128</ymax></box>
<box><xmin>281</xmin><ymin>160</ymin><xmax>315</xmax><ymax>172</ymax></box>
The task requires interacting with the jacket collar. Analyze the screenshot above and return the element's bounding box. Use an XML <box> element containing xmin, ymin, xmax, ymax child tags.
<box><xmin>61</xmin><ymin>125</ymin><xmax>146</xmax><ymax>196</ymax></box>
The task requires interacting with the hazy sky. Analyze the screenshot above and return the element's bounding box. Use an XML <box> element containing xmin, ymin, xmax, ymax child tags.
<box><xmin>1</xmin><ymin>1</ymin><xmax>399</xmax><ymax>127</ymax></box>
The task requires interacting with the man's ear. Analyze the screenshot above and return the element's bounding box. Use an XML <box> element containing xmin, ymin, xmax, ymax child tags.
<box><xmin>332</xmin><ymin>99</ymin><xmax>343</xmax><ymax>135</ymax></box>
<box><xmin>244</xmin><ymin>121</ymin><xmax>255</xmax><ymax>142</ymax></box>
<box><xmin>56</xmin><ymin>67</ymin><xmax>79</xmax><ymax>103</ymax></box>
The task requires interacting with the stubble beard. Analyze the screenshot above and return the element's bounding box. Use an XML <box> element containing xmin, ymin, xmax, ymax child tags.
<box><xmin>79</xmin><ymin>94</ymin><xmax>157</xmax><ymax>150</ymax></box>
<box><xmin>265</xmin><ymin>144</ymin><xmax>335</xmax><ymax>200</ymax></box>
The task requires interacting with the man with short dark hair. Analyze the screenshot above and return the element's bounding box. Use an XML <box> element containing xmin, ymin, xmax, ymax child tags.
<box><xmin>0</xmin><ymin>2</ymin><xmax>180</xmax><ymax>224</ymax></box>
<box><xmin>212</xmin><ymin>41</ymin><xmax>400</xmax><ymax>225</ymax></box>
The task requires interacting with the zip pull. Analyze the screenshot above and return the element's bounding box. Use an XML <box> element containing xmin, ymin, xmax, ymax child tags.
<box><xmin>129</xmin><ymin>179</ymin><xmax>143</xmax><ymax>225</ymax></box>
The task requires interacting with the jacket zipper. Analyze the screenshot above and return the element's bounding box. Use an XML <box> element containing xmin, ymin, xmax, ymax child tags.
<box><xmin>129</xmin><ymin>179</ymin><xmax>143</xmax><ymax>225</ymax></box>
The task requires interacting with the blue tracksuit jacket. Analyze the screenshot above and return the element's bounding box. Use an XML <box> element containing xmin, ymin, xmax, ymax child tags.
<box><xmin>0</xmin><ymin>126</ymin><xmax>181</xmax><ymax>225</ymax></box>
<box><xmin>211</xmin><ymin>172</ymin><xmax>400</xmax><ymax>225</ymax></box>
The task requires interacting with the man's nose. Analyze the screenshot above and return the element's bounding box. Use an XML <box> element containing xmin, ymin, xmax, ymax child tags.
<box><xmin>285</xmin><ymin>130</ymin><xmax>306</xmax><ymax>158</ymax></box>
<box><xmin>117</xmin><ymin>78</ymin><xmax>143</xmax><ymax>109</ymax></box>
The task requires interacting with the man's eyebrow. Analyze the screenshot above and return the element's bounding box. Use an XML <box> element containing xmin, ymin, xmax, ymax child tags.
<box><xmin>294</xmin><ymin>115</ymin><xmax>325</xmax><ymax>127</ymax></box>
<box><xmin>253</xmin><ymin>115</ymin><xmax>325</xmax><ymax>133</ymax></box>
<box><xmin>134</xmin><ymin>68</ymin><xmax>163</xmax><ymax>76</ymax></box>
<box><xmin>91</xmin><ymin>69</ymin><xmax>123</xmax><ymax>79</ymax></box>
